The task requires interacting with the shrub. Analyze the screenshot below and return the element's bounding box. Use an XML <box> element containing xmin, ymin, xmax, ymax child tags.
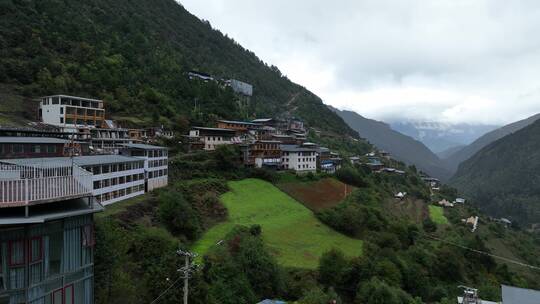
<box><xmin>336</xmin><ymin>167</ymin><xmax>368</xmax><ymax>187</ymax></box>
<box><xmin>158</xmin><ymin>191</ymin><xmax>202</xmax><ymax>240</ymax></box>
<box><xmin>423</xmin><ymin>218</ymin><xmax>437</xmax><ymax>233</ymax></box>
<box><xmin>318</xmin><ymin>249</ymin><xmax>348</xmax><ymax>287</ymax></box>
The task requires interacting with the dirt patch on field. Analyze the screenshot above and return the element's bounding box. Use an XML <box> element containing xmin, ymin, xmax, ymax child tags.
<box><xmin>277</xmin><ymin>178</ymin><xmax>354</xmax><ymax>211</ymax></box>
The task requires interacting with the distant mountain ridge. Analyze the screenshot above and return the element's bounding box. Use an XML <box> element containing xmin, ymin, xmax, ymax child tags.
<box><xmin>332</xmin><ymin>107</ymin><xmax>452</xmax><ymax>180</ymax></box>
<box><xmin>450</xmin><ymin>118</ymin><xmax>540</xmax><ymax>226</ymax></box>
<box><xmin>443</xmin><ymin>113</ymin><xmax>540</xmax><ymax>173</ymax></box>
<box><xmin>390</xmin><ymin>121</ymin><xmax>497</xmax><ymax>153</ymax></box>
<box><xmin>436</xmin><ymin>145</ymin><xmax>466</xmax><ymax>160</ymax></box>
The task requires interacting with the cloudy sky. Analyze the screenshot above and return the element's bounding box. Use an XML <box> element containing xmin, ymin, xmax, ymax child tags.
<box><xmin>180</xmin><ymin>0</ymin><xmax>540</xmax><ymax>125</ymax></box>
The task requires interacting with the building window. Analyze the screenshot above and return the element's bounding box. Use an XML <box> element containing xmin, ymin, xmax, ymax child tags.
<box><xmin>8</xmin><ymin>240</ymin><xmax>25</xmax><ymax>266</ymax></box>
<box><xmin>12</xmin><ymin>144</ymin><xmax>23</xmax><ymax>154</ymax></box>
<box><xmin>47</xmin><ymin>145</ymin><xmax>57</xmax><ymax>154</ymax></box>
<box><xmin>29</xmin><ymin>237</ymin><xmax>43</xmax><ymax>263</ymax></box>
<box><xmin>52</xmin><ymin>288</ymin><xmax>63</xmax><ymax>304</ymax></box>
<box><xmin>49</xmin><ymin>230</ymin><xmax>63</xmax><ymax>275</ymax></box>
<box><xmin>82</xmin><ymin>225</ymin><xmax>95</xmax><ymax>248</ymax></box>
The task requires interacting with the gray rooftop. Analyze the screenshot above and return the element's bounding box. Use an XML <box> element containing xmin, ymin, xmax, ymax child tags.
<box><xmin>280</xmin><ymin>144</ymin><xmax>317</xmax><ymax>152</ymax></box>
<box><xmin>217</xmin><ymin>120</ymin><xmax>260</xmax><ymax>125</ymax></box>
<box><xmin>0</xmin><ymin>155</ymin><xmax>142</xmax><ymax>167</ymax></box>
<box><xmin>73</xmin><ymin>155</ymin><xmax>144</xmax><ymax>166</ymax></box>
<box><xmin>0</xmin><ymin>137</ymin><xmax>70</xmax><ymax>144</ymax></box>
<box><xmin>192</xmin><ymin>126</ymin><xmax>236</xmax><ymax>133</ymax></box>
<box><xmin>0</xmin><ymin>200</ymin><xmax>103</xmax><ymax>225</ymax></box>
<box><xmin>502</xmin><ymin>285</ymin><xmax>540</xmax><ymax>304</ymax></box>
<box><xmin>120</xmin><ymin>143</ymin><xmax>167</xmax><ymax>150</ymax></box>
<box><xmin>41</xmin><ymin>94</ymin><xmax>102</xmax><ymax>102</ymax></box>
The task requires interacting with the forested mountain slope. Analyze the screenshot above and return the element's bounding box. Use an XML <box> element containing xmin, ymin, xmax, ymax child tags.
<box><xmin>450</xmin><ymin>119</ymin><xmax>540</xmax><ymax>226</ymax></box>
<box><xmin>444</xmin><ymin>113</ymin><xmax>540</xmax><ymax>173</ymax></box>
<box><xmin>333</xmin><ymin>108</ymin><xmax>452</xmax><ymax>180</ymax></box>
<box><xmin>0</xmin><ymin>0</ymin><xmax>355</xmax><ymax>137</ymax></box>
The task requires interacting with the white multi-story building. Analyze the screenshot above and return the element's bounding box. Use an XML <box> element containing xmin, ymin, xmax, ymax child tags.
<box><xmin>39</xmin><ymin>95</ymin><xmax>105</xmax><ymax>131</ymax></box>
<box><xmin>73</xmin><ymin>155</ymin><xmax>146</xmax><ymax>206</ymax></box>
<box><xmin>188</xmin><ymin>127</ymin><xmax>238</xmax><ymax>151</ymax></box>
<box><xmin>120</xmin><ymin>143</ymin><xmax>168</xmax><ymax>191</ymax></box>
<box><xmin>280</xmin><ymin>144</ymin><xmax>317</xmax><ymax>173</ymax></box>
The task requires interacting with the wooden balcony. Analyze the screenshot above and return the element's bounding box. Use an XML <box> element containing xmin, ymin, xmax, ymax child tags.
<box><xmin>0</xmin><ymin>163</ymin><xmax>93</xmax><ymax>207</ymax></box>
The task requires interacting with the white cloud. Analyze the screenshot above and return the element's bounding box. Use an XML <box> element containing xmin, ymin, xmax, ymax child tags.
<box><xmin>179</xmin><ymin>0</ymin><xmax>540</xmax><ymax>125</ymax></box>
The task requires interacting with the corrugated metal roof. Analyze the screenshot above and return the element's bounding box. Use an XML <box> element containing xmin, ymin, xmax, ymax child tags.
<box><xmin>192</xmin><ymin>127</ymin><xmax>236</xmax><ymax>133</ymax></box>
<box><xmin>217</xmin><ymin>120</ymin><xmax>259</xmax><ymax>125</ymax></box>
<box><xmin>0</xmin><ymin>155</ymin><xmax>142</xmax><ymax>167</ymax></box>
<box><xmin>280</xmin><ymin>144</ymin><xmax>317</xmax><ymax>152</ymax></box>
<box><xmin>0</xmin><ymin>137</ymin><xmax>70</xmax><ymax>144</ymax></box>
<box><xmin>73</xmin><ymin>155</ymin><xmax>143</xmax><ymax>166</ymax></box>
<box><xmin>120</xmin><ymin>143</ymin><xmax>167</xmax><ymax>150</ymax></box>
<box><xmin>502</xmin><ymin>284</ymin><xmax>540</xmax><ymax>304</ymax></box>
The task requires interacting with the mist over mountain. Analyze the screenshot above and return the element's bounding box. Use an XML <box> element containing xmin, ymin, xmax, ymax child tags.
<box><xmin>332</xmin><ymin>108</ymin><xmax>452</xmax><ymax>180</ymax></box>
<box><xmin>390</xmin><ymin>121</ymin><xmax>498</xmax><ymax>154</ymax></box>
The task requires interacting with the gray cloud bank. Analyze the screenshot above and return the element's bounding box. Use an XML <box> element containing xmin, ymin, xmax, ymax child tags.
<box><xmin>180</xmin><ymin>0</ymin><xmax>540</xmax><ymax>125</ymax></box>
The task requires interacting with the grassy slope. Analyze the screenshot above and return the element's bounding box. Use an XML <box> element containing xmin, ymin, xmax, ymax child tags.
<box><xmin>429</xmin><ymin>205</ymin><xmax>449</xmax><ymax>225</ymax></box>
<box><xmin>191</xmin><ymin>178</ymin><xmax>362</xmax><ymax>269</ymax></box>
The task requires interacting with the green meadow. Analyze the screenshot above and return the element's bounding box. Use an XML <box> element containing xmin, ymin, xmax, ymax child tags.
<box><xmin>191</xmin><ymin>178</ymin><xmax>362</xmax><ymax>269</ymax></box>
<box><xmin>429</xmin><ymin>205</ymin><xmax>449</xmax><ymax>225</ymax></box>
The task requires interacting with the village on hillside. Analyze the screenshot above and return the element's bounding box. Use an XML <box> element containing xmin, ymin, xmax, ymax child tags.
<box><xmin>0</xmin><ymin>89</ymin><xmax>532</xmax><ymax>303</ymax></box>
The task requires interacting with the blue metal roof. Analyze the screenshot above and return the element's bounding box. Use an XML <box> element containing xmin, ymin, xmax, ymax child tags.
<box><xmin>257</xmin><ymin>300</ymin><xmax>286</xmax><ymax>304</ymax></box>
<box><xmin>502</xmin><ymin>284</ymin><xmax>540</xmax><ymax>304</ymax></box>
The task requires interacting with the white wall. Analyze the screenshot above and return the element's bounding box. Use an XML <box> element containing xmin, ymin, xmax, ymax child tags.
<box><xmin>148</xmin><ymin>176</ymin><xmax>168</xmax><ymax>191</ymax></box>
<box><xmin>282</xmin><ymin>151</ymin><xmax>317</xmax><ymax>173</ymax></box>
<box><xmin>40</xmin><ymin>104</ymin><xmax>64</xmax><ymax>126</ymax></box>
<box><xmin>203</xmin><ymin>136</ymin><xmax>232</xmax><ymax>150</ymax></box>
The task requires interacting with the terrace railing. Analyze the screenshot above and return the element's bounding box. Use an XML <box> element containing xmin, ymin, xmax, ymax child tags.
<box><xmin>0</xmin><ymin>163</ymin><xmax>93</xmax><ymax>207</ymax></box>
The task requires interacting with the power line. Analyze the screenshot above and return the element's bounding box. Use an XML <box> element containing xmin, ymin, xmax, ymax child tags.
<box><xmin>150</xmin><ymin>276</ymin><xmax>183</xmax><ymax>304</ymax></box>
<box><xmin>418</xmin><ymin>233</ymin><xmax>540</xmax><ymax>271</ymax></box>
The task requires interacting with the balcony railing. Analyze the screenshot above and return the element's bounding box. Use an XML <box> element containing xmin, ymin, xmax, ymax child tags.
<box><xmin>0</xmin><ymin>163</ymin><xmax>93</xmax><ymax>207</ymax></box>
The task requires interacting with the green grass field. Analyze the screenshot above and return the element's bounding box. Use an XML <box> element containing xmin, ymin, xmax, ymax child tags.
<box><xmin>191</xmin><ymin>178</ymin><xmax>362</xmax><ymax>269</ymax></box>
<box><xmin>429</xmin><ymin>205</ymin><xmax>449</xmax><ymax>225</ymax></box>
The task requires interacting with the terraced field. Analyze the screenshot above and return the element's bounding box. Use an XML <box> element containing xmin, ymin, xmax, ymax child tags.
<box><xmin>277</xmin><ymin>178</ymin><xmax>353</xmax><ymax>211</ymax></box>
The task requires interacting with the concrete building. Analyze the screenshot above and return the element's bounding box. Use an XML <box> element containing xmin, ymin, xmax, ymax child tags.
<box><xmin>0</xmin><ymin>159</ymin><xmax>101</xmax><ymax>303</ymax></box>
<box><xmin>226</xmin><ymin>79</ymin><xmax>253</xmax><ymax>96</ymax></box>
<box><xmin>39</xmin><ymin>95</ymin><xmax>105</xmax><ymax>131</ymax></box>
<box><xmin>89</xmin><ymin>128</ymin><xmax>137</xmax><ymax>154</ymax></box>
<box><xmin>120</xmin><ymin>144</ymin><xmax>168</xmax><ymax>192</ymax></box>
<box><xmin>1</xmin><ymin>156</ymin><xmax>146</xmax><ymax>207</ymax></box>
<box><xmin>280</xmin><ymin>144</ymin><xmax>317</xmax><ymax>173</ymax></box>
<box><xmin>75</xmin><ymin>155</ymin><xmax>146</xmax><ymax>206</ymax></box>
<box><xmin>188</xmin><ymin>127</ymin><xmax>238</xmax><ymax>151</ymax></box>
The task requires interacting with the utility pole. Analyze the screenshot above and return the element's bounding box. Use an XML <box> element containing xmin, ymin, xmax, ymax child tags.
<box><xmin>177</xmin><ymin>249</ymin><xmax>198</xmax><ymax>304</ymax></box>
